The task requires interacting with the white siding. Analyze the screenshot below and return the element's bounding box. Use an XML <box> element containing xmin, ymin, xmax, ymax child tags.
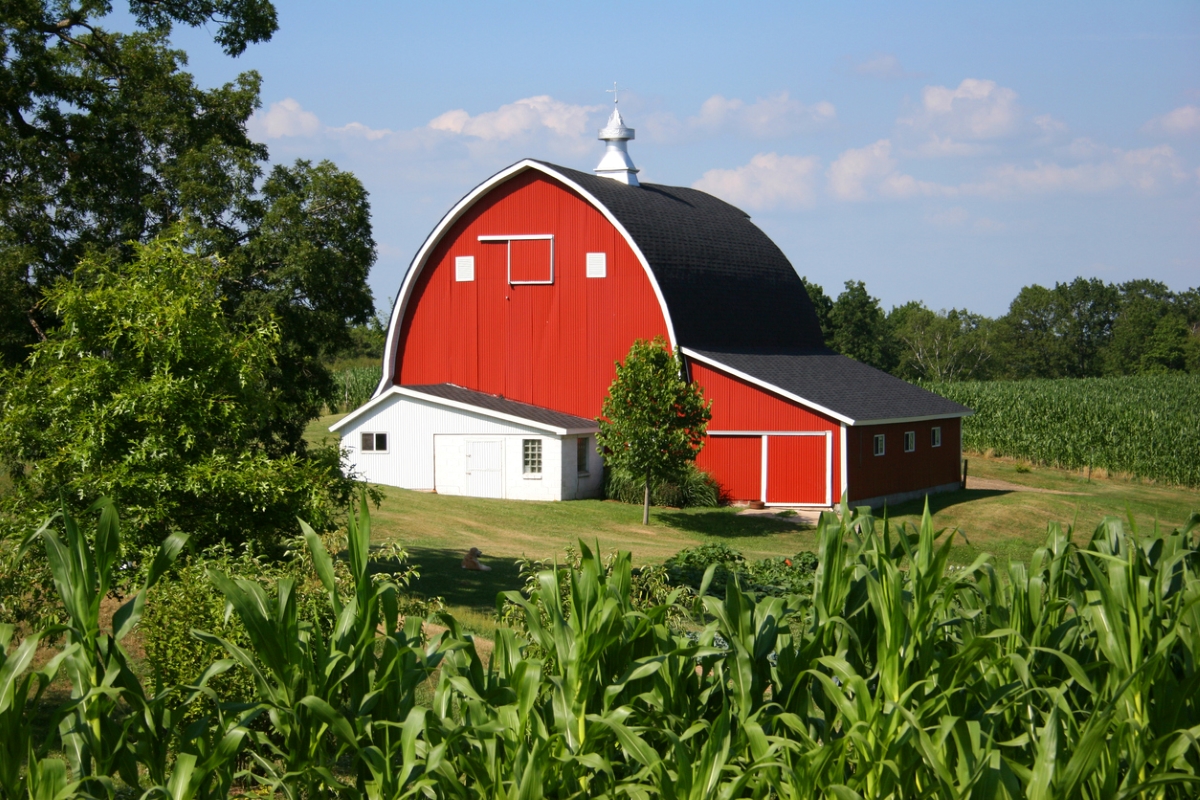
<box><xmin>335</xmin><ymin>393</ymin><xmax>608</xmax><ymax>502</ymax></box>
<box><xmin>337</xmin><ymin>394</ymin><xmax>545</xmax><ymax>490</ymax></box>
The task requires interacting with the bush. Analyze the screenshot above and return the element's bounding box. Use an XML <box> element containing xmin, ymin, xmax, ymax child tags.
<box><xmin>140</xmin><ymin>529</ymin><xmax>427</xmax><ymax>721</ymax></box>
<box><xmin>664</xmin><ymin>543</ymin><xmax>818</xmax><ymax>597</ymax></box>
<box><xmin>604</xmin><ymin>462</ymin><xmax>720</xmax><ymax>507</ymax></box>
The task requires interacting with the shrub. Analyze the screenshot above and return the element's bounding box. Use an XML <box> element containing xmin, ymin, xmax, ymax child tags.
<box><xmin>604</xmin><ymin>462</ymin><xmax>720</xmax><ymax>507</ymax></box>
<box><xmin>664</xmin><ymin>543</ymin><xmax>818</xmax><ymax>597</ymax></box>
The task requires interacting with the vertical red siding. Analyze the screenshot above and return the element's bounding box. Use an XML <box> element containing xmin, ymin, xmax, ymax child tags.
<box><xmin>689</xmin><ymin>361</ymin><xmax>841</xmax><ymax>504</ymax></box>
<box><xmin>767</xmin><ymin>435</ymin><xmax>828</xmax><ymax>504</ymax></box>
<box><xmin>395</xmin><ymin>172</ymin><xmax>671</xmax><ymax>420</ymax></box>
<box><xmin>846</xmin><ymin>418</ymin><xmax>962</xmax><ymax>503</ymax></box>
<box><xmin>696</xmin><ymin>436</ymin><xmax>762</xmax><ymax>502</ymax></box>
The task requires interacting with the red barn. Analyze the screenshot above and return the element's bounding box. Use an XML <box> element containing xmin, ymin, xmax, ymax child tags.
<box><xmin>333</xmin><ymin>108</ymin><xmax>971</xmax><ymax>507</ymax></box>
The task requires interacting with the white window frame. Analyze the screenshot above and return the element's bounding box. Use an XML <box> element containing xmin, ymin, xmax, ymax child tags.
<box><xmin>873</xmin><ymin>434</ymin><xmax>886</xmax><ymax>457</ymax></box>
<box><xmin>586</xmin><ymin>252</ymin><xmax>607</xmax><ymax>278</ymax></box>
<box><xmin>478</xmin><ymin>234</ymin><xmax>554</xmax><ymax>285</ymax></box>
<box><xmin>904</xmin><ymin>431</ymin><xmax>916</xmax><ymax>453</ymax></box>
<box><xmin>454</xmin><ymin>255</ymin><xmax>474</xmax><ymax>282</ymax></box>
<box><xmin>931</xmin><ymin>426</ymin><xmax>942</xmax><ymax>447</ymax></box>
<box><xmin>360</xmin><ymin>432</ymin><xmax>389</xmax><ymax>454</ymax></box>
<box><xmin>522</xmin><ymin>438</ymin><xmax>543</xmax><ymax>478</ymax></box>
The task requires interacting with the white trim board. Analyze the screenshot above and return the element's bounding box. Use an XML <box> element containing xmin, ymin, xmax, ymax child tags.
<box><xmin>683</xmin><ymin>348</ymin><xmax>972</xmax><ymax>427</ymax></box>
<box><xmin>330</xmin><ymin>386</ymin><xmax>598</xmax><ymax>437</ymax></box>
<box><xmin>374</xmin><ymin>160</ymin><xmax>679</xmax><ymax>398</ymax></box>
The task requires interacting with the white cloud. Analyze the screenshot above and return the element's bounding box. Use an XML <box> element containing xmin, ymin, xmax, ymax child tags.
<box><xmin>1143</xmin><ymin>105</ymin><xmax>1200</xmax><ymax>136</ymax></box>
<box><xmin>692</xmin><ymin>153</ymin><xmax>821</xmax><ymax>210</ymax></box>
<box><xmin>925</xmin><ymin>207</ymin><xmax>970</xmax><ymax>227</ymax></box>
<box><xmin>328</xmin><ymin>121</ymin><xmax>394</xmax><ymax>140</ymax></box>
<box><xmin>249</xmin><ymin>98</ymin><xmax>321</xmax><ymax>139</ymax></box>
<box><xmin>855</xmin><ymin>53</ymin><xmax>907</xmax><ymax>78</ymax></box>
<box><xmin>827</xmin><ymin>140</ymin><xmax>953</xmax><ymax>201</ymax></box>
<box><xmin>903</xmin><ymin>78</ymin><xmax>1021</xmax><ymax>140</ymax></box>
<box><xmin>426</xmin><ymin>95</ymin><xmax>602</xmax><ymax>144</ymax></box>
<box><xmin>1033</xmin><ymin>114</ymin><xmax>1069</xmax><ymax>136</ymax></box>
<box><xmin>645</xmin><ymin>92</ymin><xmax>835</xmax><ymax>142</ymax></box>
<box><xmin>970</xmin><ymin>145</ymin><xmax>1186</xmax><ymax>196</ymax></box>
<box><xmin>827</xmin><ymin>140</ymin><xmax>896</xmax><ymax>200</ymax></box>
<box><xmin>911</xmin><ymin>134</ymin><xmax>991</xmax><ymax>158</ymax></box>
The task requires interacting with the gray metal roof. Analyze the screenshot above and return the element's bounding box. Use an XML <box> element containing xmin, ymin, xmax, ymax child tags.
<box><xmin>687</xmin><ymin>349</ymin><xmax>973</xmax><ymax>424</ymax></box>
<box><xmin>404</xmin><ymin>384</ymin><xmax>598</xmax><ymax>431</ymax></box>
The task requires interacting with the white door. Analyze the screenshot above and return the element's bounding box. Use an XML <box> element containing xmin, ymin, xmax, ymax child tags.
<box><xmin>465</xmin><ymin>440</ymin><xmax>503</xmax><ymax>498</ymax></box>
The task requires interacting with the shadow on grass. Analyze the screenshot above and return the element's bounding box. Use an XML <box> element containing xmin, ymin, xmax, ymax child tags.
<box><xmin>655</xmin><ymin>509</ymin><xmax>814</xmax><ymax>540</ymax></box>
<box><xmin>879</xmin><ymin>488</ymin><xmax>1012</xmax><ymax>518</ymax></box>
<box><xmin>402</xmin><ymin>547</ymin><xmax>525</xmax><ymax>611</ymax></box>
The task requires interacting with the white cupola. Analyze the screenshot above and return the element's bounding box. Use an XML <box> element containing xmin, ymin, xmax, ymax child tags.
<box><xmin>594</xmin><ymin>104</ymin><xmax>640</xmax><ymax>186</ymax></box>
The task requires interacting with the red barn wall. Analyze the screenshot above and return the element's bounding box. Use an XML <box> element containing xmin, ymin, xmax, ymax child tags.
<box><xmin>395</xmin><ymin>171</ymin><xmax>671</xmax><ymax>420</ymax></box>
<box><xmin>690</xmin><ymin>361</ymin><xmax>842</xmax><ymax>504</ymax></box>
<box><xmin>845</xmin><ymin>418</ymin><xmax>961</xmax><ymax>503</ymax></box>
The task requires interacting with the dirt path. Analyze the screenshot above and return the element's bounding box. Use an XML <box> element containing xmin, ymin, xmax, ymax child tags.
<box><xmin>966</xmin><ymin>476</ymin><xmax>1082</xmax><ymax>495</ymax></box>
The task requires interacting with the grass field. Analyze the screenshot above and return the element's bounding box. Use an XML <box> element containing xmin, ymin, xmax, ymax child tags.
<box><xmin>307</xmin><ymin>413</ymin><xmax>1200</xmax><ymax>617</ymax></box>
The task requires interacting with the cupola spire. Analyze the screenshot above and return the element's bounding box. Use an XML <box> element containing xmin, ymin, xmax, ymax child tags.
<box><xmin>594</xmin><ymin>82</ymin><xmax>639</xmax><ymax>186</ymax></box>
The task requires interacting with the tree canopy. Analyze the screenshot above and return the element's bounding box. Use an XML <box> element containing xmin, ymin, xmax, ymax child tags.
<box><xmin>597</xmin><ymin>338</ymin><xmax>712</xmax><ymax>525</ymax></box>
<box><xmin>0</xmin><ymin>233</ymin><xmax>357</xmax><ymax>550</ymax></box>
<box><xmin>1</xmin><ymin>1</ymin><xmax>376</xmax><ymax>440</ymax></box>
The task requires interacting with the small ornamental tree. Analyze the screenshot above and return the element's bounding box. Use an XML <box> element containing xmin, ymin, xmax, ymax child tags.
<box><xmin>597</xmin><ymin>337</ymin><xmax>712</xmax><ymax>525</ymax></box>
<box><xmin>0</xmin><ymin>231</ymin><xmax>359</xmax><ymax>552</ymax></box>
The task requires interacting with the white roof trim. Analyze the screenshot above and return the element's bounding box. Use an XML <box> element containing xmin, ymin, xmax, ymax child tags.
<box><xmin>681</xmin><ymin>348</ymin><xmax>972</xmax><ymax>427</ymax></box>
<box><xmin>375</xmin><ymin>160</ymin><xmax>678</xmax><ymax>398</ymax></box>
<box><xmin>329</xmin><ymin>386</ymin><xmax>597</xmax><ymax>437</ymax></box>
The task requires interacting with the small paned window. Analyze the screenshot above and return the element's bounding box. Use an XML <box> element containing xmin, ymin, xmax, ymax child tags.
<box><xmin>523</xmin><ymin>439</ymin><xmax>542</xmax><ymax>475</ymax></box>
<box><xmin>455</xmin><ymin>256</ymin><xmax>474</xmax><ymax>282</ymax></box>
<box><xmin>577</xmin><ymin>437</ymin><xmax>589</xmax><ymax>473</ymax></box>
<box><xmin>873</xmin><ymin>434</ymin><xmax>885</xmax><ymax>457</ymax></box>
<box><xmin>931</xmin><ymin>426</ymin><xmax>942</xmax><ymax>448</ymax></box>
<box><xmin>586</xmin><ymin>252</ymin><xmax>607</xmax><ymax>278</ymax></box>
<box><xmin>904</xmin><ymin>431</ymin><xmax>916</xmax><ymax>453</ymax></box>
<box><xmin>361</xmin><ymin>432</ymin><xmax>388</xmax><ymax>453</ymax></box>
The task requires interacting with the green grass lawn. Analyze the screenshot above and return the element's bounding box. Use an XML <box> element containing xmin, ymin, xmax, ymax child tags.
<box><xmin>307</xmin><ymin>413</ymin><xmax>1200</xmax><ymax>616</ymax></box>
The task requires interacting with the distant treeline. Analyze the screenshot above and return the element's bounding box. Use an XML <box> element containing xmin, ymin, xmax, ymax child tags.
<box><xmin>801</xmin><ymin>277</ymin><xmax>1200</xmax><ymax>381</ymax></box>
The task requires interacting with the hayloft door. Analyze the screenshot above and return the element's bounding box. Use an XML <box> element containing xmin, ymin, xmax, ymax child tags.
<box><xmin>465</xmin><ymin>440</ymin><xmax>504</xmax><ymax>498</ymax></box>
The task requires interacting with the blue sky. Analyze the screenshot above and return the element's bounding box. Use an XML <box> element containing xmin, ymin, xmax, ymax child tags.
<box><xmin>164</xmin><ymin>1</ymin><xmax>1199</xmax><ymax>318</ymax></box>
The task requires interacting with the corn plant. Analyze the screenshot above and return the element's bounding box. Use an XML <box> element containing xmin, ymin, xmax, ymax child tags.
<box><xmin>931</xmin><ymin>374</ymin><xmax>1200</xmax><ymax>486</ymax></box>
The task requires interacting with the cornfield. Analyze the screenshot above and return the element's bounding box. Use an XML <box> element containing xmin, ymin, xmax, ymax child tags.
<box><xmin>3</xmin><ymin>497</ymin><xmax>1199</xmax><ymax>797</ymax></box>
<box><xmin>930</xmin><ymin>375</ymin><xmax>1200</xmax><ymax>487</ymax></box>
<box><xmin>333</xmin><ymin>365</ymin><xmax>383</xmax><ymax>413</ymax></box>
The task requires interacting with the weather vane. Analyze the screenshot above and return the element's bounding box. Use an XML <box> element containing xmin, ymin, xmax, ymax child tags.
<box><xmin>606</xmin><ymin>81</ymin><xmax>623</xmax><ymax>105</ymax></box>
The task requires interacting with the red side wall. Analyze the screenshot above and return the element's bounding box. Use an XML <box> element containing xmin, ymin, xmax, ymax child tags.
<box><xmin>395</xmin><ymin>172</ymin><xmax>670</xmax><ymax>419</ymax></box>
<box><xmin>845</xmin><ymin>418</ymin><xmax>962</xmax><ymax>503</ymax></box>
<box><xmin>690</xmin><ymin>361</ymin><xmax>842</xmax><ymax>503</ymax></box>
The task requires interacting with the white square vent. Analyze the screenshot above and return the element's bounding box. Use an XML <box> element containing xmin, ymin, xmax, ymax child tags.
<box><xmin>586</xmin><ymin>252</ymin><xmax>607</xmax><ymax>278</ymax></box>
<box><xmin>455</xmin><ymin>255</ymin><xmax>475</xmax><ymax>282</ymax></box>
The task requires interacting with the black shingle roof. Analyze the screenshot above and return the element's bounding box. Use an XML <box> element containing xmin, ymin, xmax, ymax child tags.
<box><xmin>689</xmin><ymin>349</ymin><xmax>973</xmax><ymax>424</ymax></box>
<box><xmin>538</xmin><ymin>162</ymin><xmax>827</xmax><ymax>352</ymax></box>
<box><xmin>404</xmin><ymin>384</ymin><xmax>597</xmax><ymax>431</ymax></box>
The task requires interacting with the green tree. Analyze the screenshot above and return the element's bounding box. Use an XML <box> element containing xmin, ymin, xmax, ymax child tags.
<box><xmin>1</xmin><ymin>3</ymin><xmax>377</xmax><ymax>437</ymax></box>
<box><xmin>800</xmin><ymin>276</ymin><xmax>834</xmax><ymax>345</ymax></box>
<box><xmin>0</xmin><ymin>232</ymin><xmax>358</xmax><ymax>550</ymax></box>
<box><xmin>830</xmin><ymin>280</ymin><xmax>893</xmax><ymax>370</ymax></box>
<box><xmin>597</xmin><ymin>338</ymin><xmax>712</xmax><ymax>525</ymax></box>
<box><xmin>888</xmin><ymin>301</ymin><xmax>993</xmax><ymax>382</ymax></box>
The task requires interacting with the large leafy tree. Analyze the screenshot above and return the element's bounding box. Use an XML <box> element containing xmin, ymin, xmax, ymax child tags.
<box><xmin>830</xmin><ymin>280</ymin><xmax>894</xmax><ymax>371</ymax></box>
<box><xmin>889</xmin><ymin>301</ymin><xmax>994</xmax><ymax>382</ymax></box>
<box><xmin>1</xmin><ymin>1</ymin><xmax>375</xmax><ymax>443</ymax></box>
<box><xmin>597</xmin><ymin>338</ymin><xmax>712</xmax><ymax>525</ymax></box>
<box><xmin>0</xmin><ymin>232</ymin><xmax>357</xmax><ymax>550</ymax></box>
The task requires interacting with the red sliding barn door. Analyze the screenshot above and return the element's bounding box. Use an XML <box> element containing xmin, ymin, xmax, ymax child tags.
<box><xmin>696</xmin><ymin>436</ymin><xmax>762</xmax><ymax>502</ymax></box>
<box><xmin>766</xmin><ymin>434</ymin><xmax>830</xmax><ymax>505</ymax></box>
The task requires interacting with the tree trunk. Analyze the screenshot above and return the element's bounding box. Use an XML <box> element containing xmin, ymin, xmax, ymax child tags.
<box><xmin>642</xmin><ymin>469</ymin><xmax>651</xmax><ymax>525</ymax></box>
